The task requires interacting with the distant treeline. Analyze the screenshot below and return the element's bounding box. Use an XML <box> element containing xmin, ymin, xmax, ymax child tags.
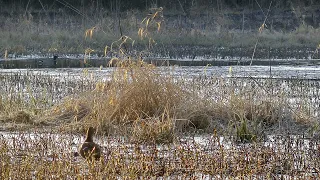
<box><xmin>1</xmin><ymin>0</ymin><xmax>319</xmax><ymax>14</ymax></box>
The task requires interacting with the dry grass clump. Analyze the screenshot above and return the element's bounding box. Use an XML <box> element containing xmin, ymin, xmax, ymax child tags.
<box><xmin>228</xmin><ymin>96</ymin><xmax>285</xmax><ymax>141</ymax></box>
<box><xmin>106</xmin><ymin>61</ymin><xmax>184</xmax><ymax>122</ymax></box>
<box><xmin>175</xmin><ymin>76</ymin><xmax>318</xmax><ymax>142</ymax></box>
<box><xmin>46</xmin><ymin>60</ymin><xmax>187</xmax><ymax>142</ymax></box>
<box><xmin>214</xmin><ymin>96</ymin><xmax>286</xmax><ymax>142</ymax></box>
<box><xmin>7</xmin><ymin>111</ymin><xmax>33</xmax><ymax>124</ymax></box>
<box><xmin>0</xmin><ymin>95</ymin><xmax>24</xmax><ymax>116</ymax></box>
<box><xmin>132</xmin><ymin>117</ymin><xmax>174</xmax><ymax>144</ymax></box>
<box><xmin>0</xmin><ymin>94</ymin><xmax>34</xmax><ymax>125</ymax></box>
<box><xmin>42</xmin><ymin>70</ymin><xmax>320</xmax><ymax>143</ymax></box>
<box><xmin>229</xmin><ymin>98</ymin><xmax>282</xmax><ymax>126</ymax></box>
<box><xmin>47</xmin><ymin>99</ymin><xmax>91</xmax><ymax>124</ymax></box>
<box><xmin>174</xmin><ymin>97</ymin><xmax>214</xmax><ymax>132</ymax></box>
<box><xmin>0</xmin><ymin>71</ymin><xmax>98</xmax><ymax>130</ymax></box>
<box><xmin>0</xmin><ymin>110</ymin><xmax>34</xmax><ymax>131</ymax></box>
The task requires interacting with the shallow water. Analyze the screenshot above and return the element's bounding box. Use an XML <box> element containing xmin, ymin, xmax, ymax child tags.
<box><xmin>0</xmin><ymin>131</ymin><xmax>316</xmax><ymax>155</ymax></box>
<box><xmin>1</xmin><ymin>65</ymin><xmax>320</xmax><ymax>117</ymax></box>
<box><xmin>1</xmin><ymin>65</ymin><xmax>320</xmax><ymax>79</ymax></box>
<box><xmin>0</xmin><ymin>131</ymin><xmax>319</xmax><ymax>178</ymax></box>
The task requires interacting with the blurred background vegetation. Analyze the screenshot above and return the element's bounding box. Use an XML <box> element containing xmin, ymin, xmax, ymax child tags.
<box><xmin>2</xmin><ymin>0</ymin><xmax>320</xmax><ymax>13</ymax></box>
<box><xmin>0</xmin><ymin>0</ymin><xmax>320</xmax><ymax>57</ymax></box>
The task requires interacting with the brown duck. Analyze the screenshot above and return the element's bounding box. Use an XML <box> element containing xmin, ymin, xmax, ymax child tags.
<box><xmin>78</xmin><ymin>127</ymin><xmax>101</xmax><ymax>161</ymax></box>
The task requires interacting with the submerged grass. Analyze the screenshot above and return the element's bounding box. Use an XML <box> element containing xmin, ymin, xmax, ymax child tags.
<box><xmin>0</xmin><ymin>131</ymin><xmax>319</xmax><ymax>179</ymax></box>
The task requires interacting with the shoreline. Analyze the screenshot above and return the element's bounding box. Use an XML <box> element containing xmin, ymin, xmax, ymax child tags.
<box><xmin>1</xmin><ymin>56</ymin><xmax>320</xmax><ymax>69</ymax></box>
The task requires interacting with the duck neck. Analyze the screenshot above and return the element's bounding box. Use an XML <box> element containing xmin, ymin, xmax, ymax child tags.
<box><xmin>85</xmin><ymin>136</ymin><xmax>93</xmax><ymax>142</ymax></box>
<box><xmin>85</xmin><ymin>133</ymin><xmax>94</xmax><ymax>142</ymax></box>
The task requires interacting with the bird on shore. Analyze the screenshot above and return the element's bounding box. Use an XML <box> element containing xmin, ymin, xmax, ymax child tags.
<box><xmin>78</xmin><ymin>126</ymin><xmax>101</xmax><ymax>161</ymax></box>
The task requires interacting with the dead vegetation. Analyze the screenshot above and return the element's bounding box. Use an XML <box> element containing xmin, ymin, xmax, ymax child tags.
<box><xmin>0</xmin><ymin>65</ymin><xmax>318</xmax><ymax>143</ymax></box>
<box><xmin>0</xmin><ymin>131</ymin><xmax>319</xmax><ymax>179</ymax></box>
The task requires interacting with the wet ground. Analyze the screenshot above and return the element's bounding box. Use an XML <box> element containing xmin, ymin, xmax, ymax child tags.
<box><xmin>0</xmin><ymin>131</ymin><xmax>318</xmax><ymax>179</ymax></box>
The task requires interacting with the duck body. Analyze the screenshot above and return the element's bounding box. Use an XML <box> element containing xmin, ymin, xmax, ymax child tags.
<box><xmin>78</xmin><ymin>127</ymin><xmax>101</xmax><ymax>161</ymax></box>
<box><xmin>79</xmin><ymin>142</ymin><xmax>101</xmax><ymax>160</ymax></box>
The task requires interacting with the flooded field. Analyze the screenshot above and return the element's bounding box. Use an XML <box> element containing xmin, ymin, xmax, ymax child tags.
<box><xmin>2</xmin><ymin>65</ymin><xmax>320</xmax><ymax>111</ymax></box>
<box><xmin>0</xmin><ymin>130</ymin><xmax>319</xmax><ymax>179</ymax></box>
<box><xmin>1</xmin><ymin>65</ymin><xmax>320</xmax><ymax>179</ymax></box>
<box><xmin>1</xmin><ymin>64</ymin><xmax>320</xmax><ymax>78</ymax></box>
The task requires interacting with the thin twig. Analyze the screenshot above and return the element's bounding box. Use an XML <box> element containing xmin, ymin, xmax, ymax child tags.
<box><xmin>251</xmin><ymin>1</ymin><xmax>273</xmax><ymax>66</ymax></box>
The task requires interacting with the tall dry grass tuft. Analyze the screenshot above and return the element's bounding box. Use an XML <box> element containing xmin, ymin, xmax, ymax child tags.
<box><xmin>47</xmin><ymin>60</ymin><xmax>187</xmax><ymax>143</ymax></box>
<box><xmin>107</xmin><ymin>62</ymin><xmax>184</xmax><ymax>122</ymax></box>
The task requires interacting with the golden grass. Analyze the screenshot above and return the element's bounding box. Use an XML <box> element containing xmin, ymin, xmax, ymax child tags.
<box><xmin>41</xmin><ymin>60</ymin><xmax>186</xmax><ymax>143</ymax></box>
<box><xmin>33</xmin><ymin>63</ymin><xmax>318</xmax><ymax>144</ymax></box>
<box><xmin>0</xmin><ymin>66</ymin><xmax>317</xmax><ymax>143</ymax></box>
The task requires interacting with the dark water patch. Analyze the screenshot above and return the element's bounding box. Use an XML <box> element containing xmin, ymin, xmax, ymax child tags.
<box><xmin>0</xmin><ymin>58</ymin><xmax>108</xmax><ymax>69</ymax></box>
<box><xmin>1</xmin><ymin>45</ymin><xmax>320</xmax><ymax>69</ymax></box>
<box><xmin>1</xmin><ymin>57</ymin><xmax>320</xmax><ymax>69</ymax></box>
